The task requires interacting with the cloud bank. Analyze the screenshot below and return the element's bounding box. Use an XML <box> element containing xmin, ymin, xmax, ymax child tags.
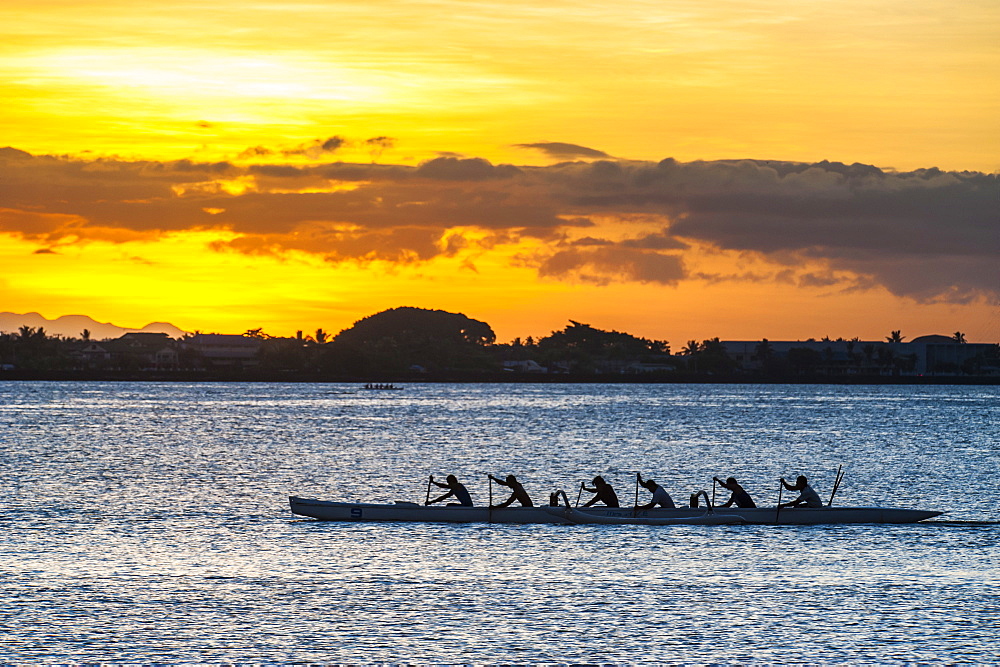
<box><xmin>514</xmin><ymin>142</ymin><xmax>612</xmax><ymax>159</ymax></box>
<box><xmin>1</xmin><ymin>145</ymin><xmax>996</xmax><ymax>303</ymax></box>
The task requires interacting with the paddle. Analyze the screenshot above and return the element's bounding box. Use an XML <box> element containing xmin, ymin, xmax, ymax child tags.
<box><xmin>575</xmin><ymin>482</ymin><xmax>583</xmax><ymax>507</ymax></box>
<box><xmin>712</xmin><ymin>477</ymin><xmax>717</xmax><ymax>507</ymax></box>
<box><xmin>775</xmin><ymin>480</ymin><xmax>783</xmax><ymax>524</ymax></box>
<box><xmin>473</xmin><ymin>470</ymin><xmax>495</xmax><ymax>520</ymax></box>
<box><xmin>633</xmin><ymin>471</ymin><xmax>640</xmax><ymax>517</ymax></box>
<box><xmin>425</xmin><ymin>475</ymin><xmax>433</xmax><ymax>505</ymax></box>
<box><xmin>828</xmin><ymin>465</ymin><xmax>845</xmax><ymax>506</ymax></box>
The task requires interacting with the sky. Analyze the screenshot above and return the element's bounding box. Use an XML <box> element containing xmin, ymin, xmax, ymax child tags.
<box><xmin>1</xmin><ymin>0</ymin><xmax>998</xmax><ymax>344</ymax></box>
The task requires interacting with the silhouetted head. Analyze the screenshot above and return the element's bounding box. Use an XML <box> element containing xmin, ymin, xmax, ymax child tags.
<box><xmin>641</xmin><ymin>478</ymin><xmax>656</xmax><ymax>490</ymax></box>
<box><xmin>796</xmin><ymin>475</ymin><xmax>808</xmax><ymax>488</ymax></box>
<box><xmin>726</xmin><ymin>477</ymin><xmax>738</xmax><ymax>486</ymax></box>
<box><xmin>446</xmin><ymin>474</ymin><xmax>458</xmax><ymax>485</ymax></box>
<box><xmin>506</xmin><ymin>475</ymin><xmax>517</xmax><ymax>484</ymax></box>
<box><xmin>593</xmin><ymin>475</ymin><xmax>605</xmax><ymax>486</ymax></box>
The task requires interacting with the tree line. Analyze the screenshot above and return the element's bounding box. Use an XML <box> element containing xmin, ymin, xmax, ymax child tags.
<box><xmin>1</xmin><ymin>308</ymin><xmax>997</xmax><ymax>379</ymax></box>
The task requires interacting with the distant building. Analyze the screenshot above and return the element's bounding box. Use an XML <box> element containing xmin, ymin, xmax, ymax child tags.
<box><xmin>503</xmin><ymin>359</ymin><xmax>547</xmax><ymax>373</ymax></box>
<box><xmin>74</xmin><ymin>332</ymin><xmax>178</xmax><ymax>370</ymax></box>
<box><xmin>183</xmin><ymin>334</ymin><xmax>262</xmax><ymax>369</ymax></box>
<box><xmin>908</xmin><ymin>335</ymin><xmax>997</xmax><ymax>375</ymax></box>
<box><xmin>721</xmin><ymin>335</ymin><xmax>996</xmax><ymax>376</ymax></box>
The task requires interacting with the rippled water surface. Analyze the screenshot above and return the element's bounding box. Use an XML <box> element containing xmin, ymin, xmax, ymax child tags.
<box><xmin>2</xmin><ymin>381</ymin><xmax>998</xmax><ymax>663</ymax></box>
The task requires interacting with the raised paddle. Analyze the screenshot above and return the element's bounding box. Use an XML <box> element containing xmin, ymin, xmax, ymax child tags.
<box><xmin>633</xmin><ymin>472</ymin><xmax>640</xmax><ymax>517</ymax></box>
<box><xmin>473</xmin><ymin>469</ymin><xmax>495</xmax><ymax>509</ymax></box>
<box><xmin>828</xmin><ymin>465</ymin><xmax>845</xmax><ymax>506</ymax></box>
<box><xmin>576</xmin><ymin>482</ymin><xmax>584</xmax><ymax>507</ymax></box>
<box><xmin>425</xmin><ymin>475</ymin><xmax>434</xmax><ymax>505</ymax></box>
<box><xmin>775</xmin><ymin>480</ymin><xmax>783</xmax><ymax>524</ymax></box>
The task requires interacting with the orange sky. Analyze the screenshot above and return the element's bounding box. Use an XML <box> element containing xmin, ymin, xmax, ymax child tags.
<box><xmin>1</xmin><ymin>0</ymin><xmax>998</xmax><ymax>344</ymax></box>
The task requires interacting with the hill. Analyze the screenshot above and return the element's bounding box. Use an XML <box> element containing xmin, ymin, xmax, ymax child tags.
<box><xmin>0</xmin><ymin>312</ymin><xmax>188</xmax><ymax>340</ymax></box>
<box><xmin>334</xmin><ymin>307</ymin><xmax>495</xmax><ymax>346</ymax></box>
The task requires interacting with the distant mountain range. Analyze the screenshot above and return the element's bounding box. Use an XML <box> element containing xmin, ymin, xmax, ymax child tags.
<box><xmin>0</xmin><ymin>312</ymin><xmax>188</xmax><ymax>340</ymax></box>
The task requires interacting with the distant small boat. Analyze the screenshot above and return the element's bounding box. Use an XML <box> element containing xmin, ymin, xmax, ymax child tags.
<box><xmin>288</xmin><ymin>497</ymin><xmax>942</xmax><ymax>525</ymax></box>
<box><xmin>360</xmin><ymin>383</ymin><xmax>402</xmax><ymax>390</ymax></box>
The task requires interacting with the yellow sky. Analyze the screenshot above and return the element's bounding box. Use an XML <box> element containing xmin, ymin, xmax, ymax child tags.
<box><xmin>1</xmin><ymin>0</ymin><xmax>998</xmax><ymax>343</ymax></box>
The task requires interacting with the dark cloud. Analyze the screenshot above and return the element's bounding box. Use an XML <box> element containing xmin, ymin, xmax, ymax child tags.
<box><xmin>281</xmin><ymin>136</ymin><xmax>348</xmax><ymax>158</ymax></box>
<box><xmin>621</xmin><ymin>230</ymin><xmax>689</xmax><ymax>251</ymax></box>
<box><xmin>236</xmin><ymin>136</ymin><xmax>348</xmax><ymax>160</ymax></box>
<box><xmin>514</xmin><ymin>142</ymin><xmax>611</xmax><ymax>159</ymax></box>
<box><xmin>571</xmin><ymin>236</ymin><xmax>614</xmax><ymax>247</ymax></box>
<box><xmin>238</xmin><ymin>146</ymin><xmax>274</xmax><ymax>159</ymax></box>
<box><xmin>415</xmin><ymin>157</ymin><xmax>521</xmax><ymax>181</ymax></box>
<box><xmin>1</xmin><ymin>147</ymin><xmax>995</xmax><ymax>303</ymax></box>
<box><xmin>0</xmin><ymin>147</ymin><xmax>32</xmax><ymax>160</ymax></box>
<box><xmin>321</xmin><ymin>136</ymin><xmax>346</xmax><ymax>152</ymax></box>
<box><xmin>539</xmin><ymin>246</ymin><xmax>685</xmax><ymax>286</ymax></box>
<box><xmin>365</xmin><ymin>136</ymin><xmax>395</xmax><ymax>161</ymax></box>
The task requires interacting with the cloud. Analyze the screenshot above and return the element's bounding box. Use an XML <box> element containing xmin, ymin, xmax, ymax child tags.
<box><xmin>539</xmin><ymin>246</ymin><xmax>686</xmax><ymax>286</ymax></box>
<box><xmin>1</xmin><ymin>146</ymin><xmax>995</xmax><ymax>303</ymax></box>
<box><xmin>514</xmin><ymin>142</ymin><xmax>611</xmax><ymax>159</ymax></box>
<box><xmin>281</xmin><ymin>136</ymin><xmax>348</xmax><ymax>158</ymax></box>
<box><xmin>238</xmin><ymin>136</ymin><xmax>348</xmax><ymax>160</ymax></box>
<box><xmin>365</xmin><ymin>136</ymin><xmax>395</xmax><ymax>161</ymax></box>
<box><xmin>621</xmin><ymin>230</ymin><xmax>689</xmax><ymax>251</ymax></box>
<box><xmin>414</xmin><ymin>157</ymin><xmax>521</xmax><ymax>181</ymax></box>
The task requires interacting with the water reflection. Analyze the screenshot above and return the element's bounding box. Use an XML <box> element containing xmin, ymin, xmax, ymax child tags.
<box><xmin>0</xmin><ymin>381</ymin><xmax>997</xmax><ymax>661</ymax></box>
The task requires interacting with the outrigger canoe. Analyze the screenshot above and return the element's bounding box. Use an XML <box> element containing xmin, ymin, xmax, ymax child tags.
<box><xmin>288</xmin><ymin>497</ymin><xmax>942</xmax><ymax>525</ymax></box>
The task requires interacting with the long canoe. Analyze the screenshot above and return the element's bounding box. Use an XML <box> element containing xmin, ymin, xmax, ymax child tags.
<box><xmin>288</xmin><ymin>497</ymin><xmax>942</xmax><ymax>525</ymax></box>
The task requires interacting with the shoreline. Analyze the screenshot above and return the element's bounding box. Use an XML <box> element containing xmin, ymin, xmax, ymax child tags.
<box><xmin>2</xmin><ymin>370</ymin><xmax>997</xmax><ymax>385</ymax></box>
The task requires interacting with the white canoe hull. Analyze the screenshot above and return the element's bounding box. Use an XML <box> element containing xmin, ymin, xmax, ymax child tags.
<box><xmin>289</xmin><ymin>497</ymin><xmax>942</xmax><ymax>525</ymax></box>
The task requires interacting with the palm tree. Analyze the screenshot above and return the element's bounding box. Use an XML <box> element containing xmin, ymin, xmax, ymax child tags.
<box><xmin>81</xmin><ymin>329</ymin><xmax>91</xmax><ymax>341</ymax></box>
<box><xmin>315</xmin><ymin>328</ymin><xmax>328</xmax><ymax>344</ymax></box>
<box><xmin>886</xmin><ymin>330</ymin><xmax>904</xmax><ymax>343</ymax></box>
<box><xmin>952</xmin><ymin>331</ymin><xmax>967</xmax><ymax>344</ymax></box>
<box><xmin>681</xmin><ymin>340</ymin><xmax>701</xmax><ymax>356</ymax></box>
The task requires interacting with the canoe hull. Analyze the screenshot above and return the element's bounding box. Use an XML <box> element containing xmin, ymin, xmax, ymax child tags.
<box><xmin>289</xmin><ymin>498</ymin><xmax>565</xmax><ymax>523</ymax></box>
<box><xmin>289</xmin><ymin>497</ymin><xmax>941</xmax><ymax>525</ymax></box>
<box><xmin>544</xmin><ymin>505</ymin><xmax>746</xmax><ymax>525</ymax></box>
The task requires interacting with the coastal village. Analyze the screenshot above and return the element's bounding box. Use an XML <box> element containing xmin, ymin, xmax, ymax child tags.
<box><xmin>2</xmin><ymin>308</ymin><xmax>997</xmax><ymax>380</ymax></box>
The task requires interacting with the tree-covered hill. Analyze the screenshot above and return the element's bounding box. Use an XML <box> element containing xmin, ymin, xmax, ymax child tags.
<box><xmin>333</xmin><ymin>307</ymin><xmax>495</xmax><ymax>346</ymax></box>
<box><xmin>317</xmin><ymin>307</ymin><xmax>497</xmax><ymax>375</ymax></box>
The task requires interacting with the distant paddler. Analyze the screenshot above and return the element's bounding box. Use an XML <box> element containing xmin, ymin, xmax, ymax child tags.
<box><xmin>488</xmin><ymin>474</ymin><xmax>533</xmax><ymax>508</ymax></box>
<box><xmin>777</xmin><ymin>475</ymin><xmax>823</xmax><ymax>508</ymax></box>
<box><xmin>580</xmin><ymin>475</ymin><xmax>620</xmax><ymax>508</ymax></box>
<box><xmin>636</xmin><ymin>473</ymin><xmax>676</xmax><ymax>509</ymax></box>
<box><xmin>426</xmin><ymin>474</ymin><xmax>473</xmax><ymax>506</ymax></box>
<box><xmin>713</xmin><ymin>476</ymin><xmax>757</xmax><ymax>508</ymax></box>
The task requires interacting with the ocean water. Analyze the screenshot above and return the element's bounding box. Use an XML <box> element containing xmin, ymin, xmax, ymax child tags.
<box><xmin>1</xmin><ymin>380</ymin><xmax>998</xmax><ymax>663</ymax></box>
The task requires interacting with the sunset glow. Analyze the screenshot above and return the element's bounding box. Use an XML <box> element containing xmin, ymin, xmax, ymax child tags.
<box><xmin>2</xmin><ymin>0</ymin><xmax>997</xmax><ymax>343</ymax></box>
